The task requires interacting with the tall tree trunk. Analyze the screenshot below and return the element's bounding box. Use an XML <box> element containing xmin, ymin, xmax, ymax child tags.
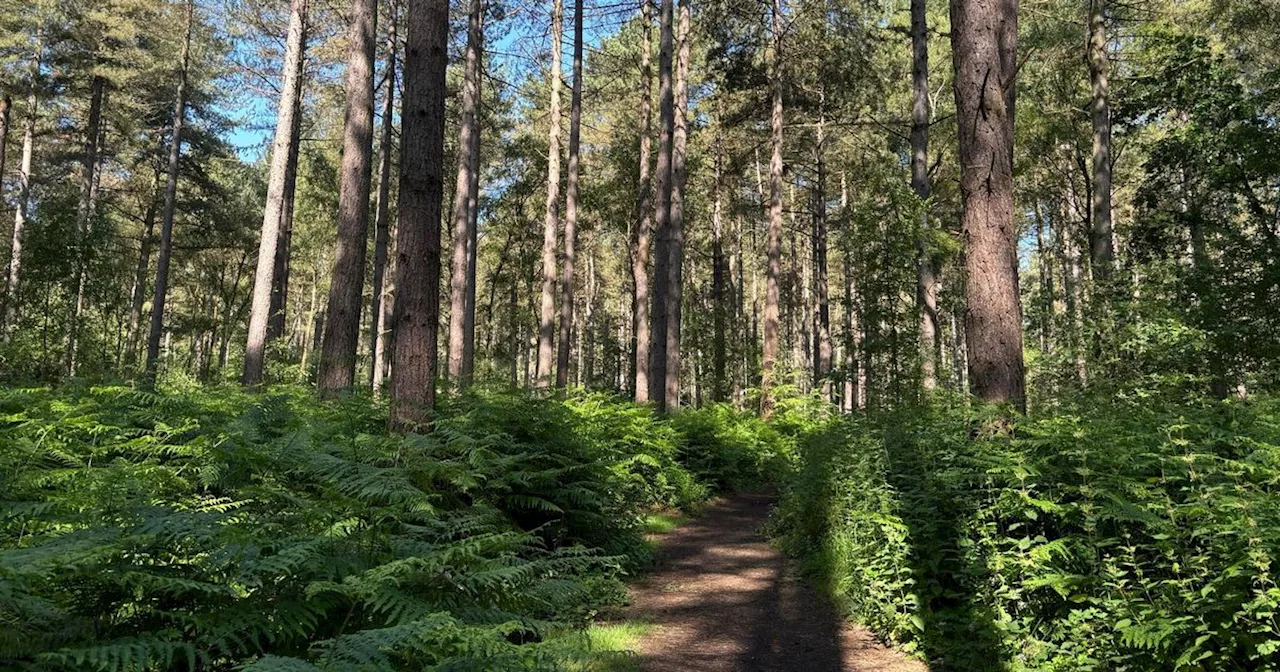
<box><xmin>3</xmin><ymin>50</ymin><xmax>40</xmax><ymax>339</ymax></box>
<box><xmin>556</xmin><ymin>0</ymin><xmax>583</xmax><ymax>388</ymax></box>
<box><xmin>126</xmin><ymin>170</ymin><xmax>161</xmax><ymax>367</ymax></box>
<box><xmin>370</xmin><ymin>0</ymin><xmax>398</xmax><ymax>395</ymax></box>
<box><xmin>912</xmin><ymin>0</ymin><xmax>939</xmax><ymax>391</ymax></box>
<box><xmin>144</xmin><ymin>1</ymin><xmax>194</xmax><ymax>383</ymax></box>
<box><xmin>68</xmin><ymin>75</ymin><xmax>106</xmax><ymax>376</ymax></box>
<box><xmin>388</xmin><ymin>0</ymin><xmax>449</xmax><ymax>430</ymax></box>
<box><xmin>647</xmin><ymin>0</ymin><xmax>676</xmax><ymax>406</ymax></box>
<box><xmin>630</xmin><ymin>0</ymin><xmax>654</xmax><ymax>403</ymax></box>
<box><xmin>0</xmin><ymin>94</ymin><xmax>9</xmax><ymax>189</ymax></box>
<box><xmin>319</xmin><ymin>0</ymin><xmax>378</xmax><ymax>397</ymax></box>
<box><xmin>461</xmin><ymin>141</ymin><xmax>480</xmax><ymax>381</ymax></box>
<box><xmin>244</xmin><ymin>0</ymin><xmax>309</xmax><ymax>386</ymax></box>
<box><xmin>1088</xmin><ymin>0</ymin><xmax>1113</xmax><ymax>281</ymax></box>
<box><xmin>268</xmin><ymin>58</ymin><xmax>304</xmax><ymax>342</ymax></box>
<box><xmin>661</xmin><ymin>0</ymin><xmax>689</xmax><ymax>408</ymax></box>
<box><xmin>711</xmin><ymin>125</ymin><xmax>727</xmax><ymax>402</ymax></box>
<box><xmin>448</xmin><ymin>0</ymin><xmax>482</xmax><ymax>386</ymax></box>
<box><xmin>536</xmin><ymin>0</ymin><xmax>564</xmax><ymax>388</ymax></box>
<box><xmin>812</xmin><ymin>94</ymin><xmax>831</xmax><ymax>397</ymax></box>
<box><xmin>950</xmin><ymin>0</ymin><xmax>1025</xmax><ymax>411</ymax></box>
<box><xmin>761</xmin><ymin>0</ymin><xmax>784</xmax><ymax>419</ymax></box>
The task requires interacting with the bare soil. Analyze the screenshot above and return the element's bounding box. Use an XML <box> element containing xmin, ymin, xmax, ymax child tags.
<box><xmin>624</xmin><ymin>492</ymin><xmax>928</xmax><ymax>672</ymax></box>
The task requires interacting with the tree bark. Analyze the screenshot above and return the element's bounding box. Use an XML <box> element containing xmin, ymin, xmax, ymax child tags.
<box><xmin>3</xmin><ymin>50</ymin><xmax>40</xmax><ymax>339</ymax></box>
<box><xmin>68</xmin><ymin>75</ymin><xmax>106</xmax><ymax>376</ymax></box>
<box><xmin>630</xmin><ymin>0</ymin><xmax>654</xmax><ymax>403</ymax></box>
<box><xmin>126</xmin><ymin>169</ymin><xmax>161</xmax><ymax>367</ymax></box>
<box><xmin>0</xmin><ymin>94</ymin><xmax>9</xmax><ymax>191</ymax></box>
<box><xmin>536</xmin><ymin>0</ymin><xmax>564</xmax><ymax>388</ymax></box>
<box><xmin>244</xmin><ymin>0</ymin><xmax>309</xmax><ymax>387</ymax></box>
<box><xmin>950</xmin><ymin>0</ymin><xmax>1025</xmax><ymax>411</ymax></box>
<box><xmin>318</xmin><ymin>0</ymin><xmax>378</xmax><ymax>397</ymax></box>
<box><xmin>143</xmin><ymin>1</ymin><xmax>194</xmax><ymax>384</ymax></box>
<box><xmin>556</xmin><ymin>0</ymin><xmax>583</xmax><ymax>388</ymax></box>
<box><xmin>660</xmin><ymin>0</ymin><xmax>689</xmax><ymax>409</ymax></box>
<box><xmin>448</xmin><ymin>0</ymin><xmax>483</xmax><ymax>386</ymax></box>
<box><xmin>648</xmin><ymin>0</ymin><xmax>675</xmax><ymax>405</ymax></box>
<box><xmin>912</xmin><ymin>0</ymin><xmax>939</xmax><ymax>392</ymax></box>
<box><xmin>761</xmin><ymin>0</ymin><xmax>784</xmax><ymax>419</ymax></box>
<box><xmin>268</xmin><ymin>55</ymin><xmax>305</xmax><ymax>343</ymax></box>
<box><xmin>812</xmin><ymin>94</ymin><xmax>832</xmax><ymax>397</ymax></box>
<box><xmin>1088</xmin><ymin>0</ymin><xmax>1113</xmax><ymax>281</ymax></box>
<box><xmin>370</xmin><ymin>0</ymin><xmax>398</xmax><ymax>395</ymax></box>
<box><xmin>712</xmin><ymin>126</ymin><xmax>727</xmax><ymax>402</ymax></box>
<box><xmin>388</xmin><ymin>0</ymin><xmax>449</xmax><ymax>430</ymax></box>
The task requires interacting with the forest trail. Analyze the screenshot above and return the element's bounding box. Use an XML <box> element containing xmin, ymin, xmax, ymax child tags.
<box><xmin>624</xmin><ymin>493</ymin><xmax>927</xmax><ymax>672</ymax></box>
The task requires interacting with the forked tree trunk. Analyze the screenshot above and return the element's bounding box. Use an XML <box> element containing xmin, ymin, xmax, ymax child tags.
<box><xmin>126</xmin><ymin>169</ymin><xmax>161</xmax><ymax>366</ymax></box>
<box><xmin>388</xmin><ymin>0</ymin><xmax>449</xmax><ymax>430</ymax></box>
<box><xmin>144</xmin><ymin>1</ymin><xmax>194</xmax><ymax>383</ymax></box>
<box><xmin>68</xmin><ymin>75</ymin><xmax>106</xmax><ymax>376</ymax></box>
<box><xmin>760</xmin><ymin>0</ymin><xmax>784</xmax><ymax>419</ymax></box>
<box><xmin>3</xmin><ymin>50</ymin><xmax>40</xmax><ymax>339</ymax></box>
<box><xmin>448</xmin><ymin>0</ymin><xmax>482</xmax><ymax>386</ymax></box>
<box><xmin>369</xmin><ymin>0</ymin><xmax>399</xmax><ymax>395</ymax></box>
<box><xmin>244</xmin><ymin>0</ymin><xmax>309</xmax><ymax>386</ymax></box>
<box><xmin>556</xmin><ymin>0</ymin><xmax>583</xmax><ymax>388</ymax></box>
<box><xmin>630</xmin><ymin>0</ymin><xmax>654</xmax><ymax>402</ymax></box>
<box><xmin>912</xmin><ymin>0</ymin><xmax>939</xmax><ymax>392</ymax></box>
<box><xmin>1088</xmin><ymin>0</ymin><xmax>1113</xmax><ymax>282</ymax></box>
<box><xmin>647</xmin><ymin>0</ymin><xmax>675</xmax><ymax>405</ymax></box>
<box><xmin>950</xmin><ymin>0</ymin><xmax>1025</xmax><ymax>411</ymax></box>
<box><xmin>319</xmin><ymin>0</ymin><xmax>378</xmax><ymax>397</ymax></box>
<box><xmin>535</xmin><ymin>0</ymin><xmax>564</xmax><ymax>388</ymax></box>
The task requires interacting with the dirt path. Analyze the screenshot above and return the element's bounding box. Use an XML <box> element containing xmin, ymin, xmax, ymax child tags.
<box><xmin>624</xmin><ymin>493</ymin><xmax>927</xmax><ymax>672</ymax></box>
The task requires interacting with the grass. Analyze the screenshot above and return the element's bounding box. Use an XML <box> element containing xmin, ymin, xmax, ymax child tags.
<box><xmin>580</xmin><ymin>621</ymin><xmax>656</xmax><ymax>671</ymax></box>
<box><xmin>642</xmin><ymin>511</ymin><xmax>688</xmax><ymax>535</ymax></box>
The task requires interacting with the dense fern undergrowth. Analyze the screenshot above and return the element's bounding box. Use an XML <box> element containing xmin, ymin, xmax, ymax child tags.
<box><xmin>774</xmin><ymin>393</ymin><xmax>1280</xmax><ymax>671</ymax></box>
<box><xmin>0</xmin><ymin>384</ymin><xmax>796</xmax><ymax>671</ymax></box>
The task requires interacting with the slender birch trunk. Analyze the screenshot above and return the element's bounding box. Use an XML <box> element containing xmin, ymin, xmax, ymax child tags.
<box><xmin>3</xmin><ymin>49</ymin><xmax>40</xmax><ymax>339</ymax></box>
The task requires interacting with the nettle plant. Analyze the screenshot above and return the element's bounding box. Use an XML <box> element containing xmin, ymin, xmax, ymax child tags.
<box><xmin>777</xmin><ymin>395</ymin><xmax>1280</xmax><ymax>671</ymax></box>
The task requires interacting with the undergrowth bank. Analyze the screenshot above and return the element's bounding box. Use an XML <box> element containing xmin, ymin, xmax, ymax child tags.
<box><xmin>0</xmin><ymin>386</ymin><xmax>795</xmax><ymax>671</ymax></box>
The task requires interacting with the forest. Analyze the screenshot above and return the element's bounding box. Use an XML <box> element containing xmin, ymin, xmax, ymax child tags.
<box><xmin>1</xmin><ymin>0</ymin><xmax>1279</xmax><ymax>669</ymax></box>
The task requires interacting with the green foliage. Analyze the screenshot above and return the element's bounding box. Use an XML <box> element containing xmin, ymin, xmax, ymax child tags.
<box><xmin>670</xmin><ymin>404</ymin><xmax>797</xmax><ymax>492</ymax></box>
<box><xmin>776</xmin><ymin>395</ymin><xmax>1280</xmax><ymax>671</ymax></box>
<box><xmin>0</xmin><ymin>385</ymin><xmax>790</xmax><ymax>671</ymax></box>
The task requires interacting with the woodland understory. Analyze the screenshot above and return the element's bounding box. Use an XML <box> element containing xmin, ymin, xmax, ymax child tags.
<box><xmin>1</xmin><ymin>0</ymin><xmax>1280</xmax><ymax>669</ymax></box>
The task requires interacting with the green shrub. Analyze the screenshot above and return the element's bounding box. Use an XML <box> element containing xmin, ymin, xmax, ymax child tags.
<box><xmin>670</xmin><ymin>404</ymin><xmax>796</xmax><ymax>491</ymax></box>
<box><xmin>0</xmin><ymin>386</ymin><xmax>673</xmax><ymax>671</ymax></box>
<box><xmin>776</xmin><ymin>395</ymin><xmax>1280</xmax><ymax>671</ymax></box>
